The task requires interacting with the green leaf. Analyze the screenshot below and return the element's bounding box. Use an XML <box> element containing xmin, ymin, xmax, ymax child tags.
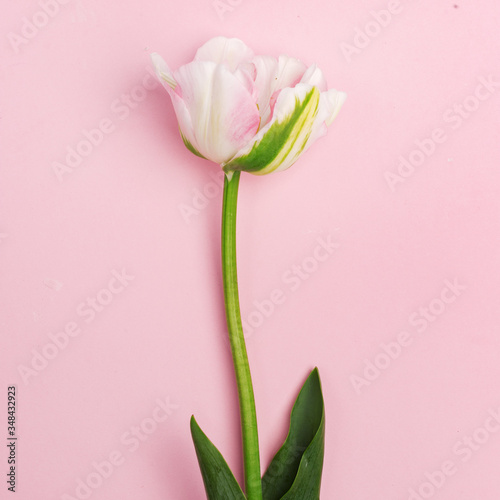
<box><xmin>190</xmin><ymin>416</ymin><xmax>247</xmax><ymax>500</ymax></box>
<box><xmin>262</xmin><ymin>368</ymin><xmax>325</xmax><ymax>500</ymax></box>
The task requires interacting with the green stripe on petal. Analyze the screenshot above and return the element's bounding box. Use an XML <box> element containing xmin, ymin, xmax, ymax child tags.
<box><xmin>223</xmin><ymin>86</ymin><xmax>320</xmax><ymax>175</ymax></box>
<box><xmin>180</xmin><ymin>129</ymin><xmax>207</xmax><ymax>159</ymax></box>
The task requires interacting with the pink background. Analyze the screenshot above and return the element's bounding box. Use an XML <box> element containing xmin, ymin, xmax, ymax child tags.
<box><xmin>1</xmin><ymin>1</ymin><xmax>500</xmax><ymax>499</ymax></box>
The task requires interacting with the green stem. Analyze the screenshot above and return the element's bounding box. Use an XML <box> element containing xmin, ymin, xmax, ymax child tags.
<box><xmin>222</xmin><ymin>171</ymin><xmax>263</xmax><ymax>500</ymax></box>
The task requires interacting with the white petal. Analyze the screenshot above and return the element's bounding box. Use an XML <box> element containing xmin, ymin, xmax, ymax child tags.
<box><xmin>252</xmin><ymin>55</ymin><xmax>307</xmax><ymax>126</ymax></box>
<box><xmin>253</xmin><ymin>55</ymin><xmax>278</xmax><ymax>125</ymax></box>
<box><xmin>300</xmin><ymin>64</ymin><xmax>327</xmax><ymax>91</ymax></box>
<box><xmin>275</xmin><ymin>55</ymin><xmax>307</xmax><ymax>90</ymax></box>
<box><xmin>303</xmin><ymin>89</ymin><xmax>347</xmax><ymax>153</ymax></box>
<box><xmin>168</xmin><ymin>87</ymin><xmax>205</xmax><ymax>157</ymax></box>
<box><xmin>174</xmin><ymin>61</ymin><xmax>260</xmax><ymax>163</ymax></box>
<box><xmin>234</xmin><ymin>66</ymin><xmax>258</xmax><ymax>102</ymax></box>
<box><xmin>194</xmin><ymin>36</ymin><xmax>254</xmax><ymax>72</ymax></box>
<box><xmin>151</xmin><ymin>53</ymin><xmax>177</xmax><ymax>90</ymax></box>
<box><xmin>151</xmin><ymin>54</ymin><xmax>202</xmax><ymax>155</ymax></box>
<box><xmin>324</xmin><ymin>89</ymin><xmax>347</xmax><ymax>126</ymax></box>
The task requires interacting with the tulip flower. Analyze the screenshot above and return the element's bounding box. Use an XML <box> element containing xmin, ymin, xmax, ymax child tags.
<box><xmin>151</xmin><ymin>37</ymin><xmax>346</xmax><ymax>500</ymax></box>
<box><xmin>151</xmin><ymin>36</ymin><xmax>346</xmax><ymax>177</ymax></box>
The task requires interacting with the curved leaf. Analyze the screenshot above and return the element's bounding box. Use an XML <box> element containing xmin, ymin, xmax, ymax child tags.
<box><xmin>262</xmin><ymin>368</ymin><xmax>325</xmax><ymax>500</ymax></box>
<box><xmin>190</xmin><ymin>416</ymin><xmax>247</xmax><ymax>500</ymax></box>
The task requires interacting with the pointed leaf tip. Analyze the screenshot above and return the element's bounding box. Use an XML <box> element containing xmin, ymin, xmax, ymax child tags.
<box><xmin>262</xmin><ymin>368</ymin><xmax>325</xmax><ymax>500</ymax></box>
<box><xmin>190</xmin><ymin>416</ymin><xmax>246</xmax><ymax>500</ymax></box>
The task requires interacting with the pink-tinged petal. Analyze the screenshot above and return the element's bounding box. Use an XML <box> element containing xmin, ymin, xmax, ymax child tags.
<box><xmin>151</xmin><ymin>54</ymin><xmax>203</xmax><ymax>155</ymax></box>
<box><xmin>300</xmin><ymin>64</ymin><xmax>327</xmax><ymax>91</ymax></box>
<box><xmin>168</xmin><ymin>91</ymin><xmax>206</xmax><ymax>158</ymax></box>
<box><xmin>151</xmin><ymin>53</ymin><xmax>177</xmax><ymax>91</ymax></box>
<box><xmin>237</xmin><ymin>60</ymin><xmax>256</xmax><ymax>80</ymax></box>
<box><xmin>194</xmin><ymin>37</ymin><xmax>254</xmax><ymax>72</ymax></box>
<box><xmin>253</xmin><ymin>55</ymin><xmax>307</xmax><ymax>126</ymax></box>
<box><xmin>174</xmin><ymin>61</ymin><xmax>260</xmax><ymax>164</ymax></box>
<box><xmin>252</xmin><ymin>55</ymin><xmax>278</xmax><ymax>124</ymax></box>
<box><xmin>234</xmin><ymin>67</ymin><xmax>258</xmax><ymax>103</ymax></box>
<box><xmin>268</xmin><ymin>90</ymin><xmax>280</xmax><ymax>120</ymax></box>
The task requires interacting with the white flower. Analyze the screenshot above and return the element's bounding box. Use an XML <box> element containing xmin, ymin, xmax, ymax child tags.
<box><xmin>152</xmin><ymin>37</ymin><xmax>346</xmax><ymax>176</ymax></box>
